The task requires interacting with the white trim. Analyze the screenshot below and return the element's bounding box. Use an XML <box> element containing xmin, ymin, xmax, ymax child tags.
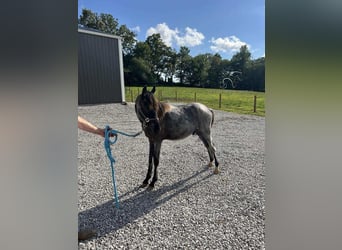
<box><xmin>118</xmin><ymin>39</ymin><xmax>126</xmax><ymax>102</ymax></box>
<box><xmin>78</xmin><ymin>28</ymin><xmax>122</xmax><ymax>41</ymax></box>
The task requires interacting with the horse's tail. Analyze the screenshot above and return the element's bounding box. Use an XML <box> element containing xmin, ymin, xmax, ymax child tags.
<box><xmin>209</xmin><ymin>109</ymin><xmax>215</xmax><ymax>127</ymax></box>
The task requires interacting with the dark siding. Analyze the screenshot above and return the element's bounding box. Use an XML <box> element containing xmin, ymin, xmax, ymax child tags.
<box><xmin>78</xmin><ymin>31</ymin><xmax>124</xmax><ymax>104</ymax></box>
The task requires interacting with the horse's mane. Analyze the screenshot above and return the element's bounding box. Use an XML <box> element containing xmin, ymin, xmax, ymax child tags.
<box><xmin>150</xmin><ymin>94</ymin><xmax>172</xmax><ymax>120</ymax></box>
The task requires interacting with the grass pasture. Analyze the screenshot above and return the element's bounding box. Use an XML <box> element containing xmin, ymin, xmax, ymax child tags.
<box><xmin>126</xmin><ymin>86</ymin><xmax>265</xmax><ymax>116</ymax></box>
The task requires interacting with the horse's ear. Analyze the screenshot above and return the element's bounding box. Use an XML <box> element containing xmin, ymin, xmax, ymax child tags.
<box><xmin>151</xmin><ymin>86</ymin><xmax>156</xmax><ymax>94</ymax></box>
<box><xmin>142</xmin><ymin>85</ymin><xmax>147</xmax><ymax>94</ymax></box>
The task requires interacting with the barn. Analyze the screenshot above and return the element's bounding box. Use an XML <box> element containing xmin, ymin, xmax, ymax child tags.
<box><xmin>78</xmin><ymin>28</ymin><xmax>126</xmax><ymax>104</ymax></box>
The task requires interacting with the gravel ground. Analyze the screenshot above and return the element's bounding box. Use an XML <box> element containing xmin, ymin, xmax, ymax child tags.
<box><xmin>78</xmin><ymin>102</ymin><xmax>265</xmax><ymax>250</ymax></box>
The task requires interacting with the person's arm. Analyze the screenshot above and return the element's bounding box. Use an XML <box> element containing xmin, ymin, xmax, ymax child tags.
<box><xmin>78</xmin><ymin>116</ymin><xmax>105</xmax><ymax>137</ymax></box>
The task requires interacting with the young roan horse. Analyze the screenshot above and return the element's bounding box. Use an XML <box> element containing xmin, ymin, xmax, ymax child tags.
<box><xmin>135</xmin><ymin>86</ymin><xmax>219</xmax><ymax>189</ymax></box>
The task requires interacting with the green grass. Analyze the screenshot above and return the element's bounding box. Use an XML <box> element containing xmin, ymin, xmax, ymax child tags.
<box><xmin>125</xmin><ymin>86</ymin><xmax>265</xmax><ymax>116</ymax></box>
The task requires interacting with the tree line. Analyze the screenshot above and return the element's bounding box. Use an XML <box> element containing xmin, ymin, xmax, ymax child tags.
<box><xmin>79</xmin><ymin>9</ymin><xmax>265</xmax><ymax>92</ymax></box>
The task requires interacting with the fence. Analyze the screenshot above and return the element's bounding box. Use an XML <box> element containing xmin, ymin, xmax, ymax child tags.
<box><xmin>126</xmin><ymin>87</ymin><xmax>264</xmax><ymax>116</ymax></box>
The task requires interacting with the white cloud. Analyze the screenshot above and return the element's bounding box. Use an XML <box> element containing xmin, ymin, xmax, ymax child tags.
<box><xmin>146</xmin><ymin>23</ymin><xmax>177</xmax><ymax>46</ymax></box>
<box><xmin>210</xmin><ymin>36</ymin><xmax>250</xmax><ymax>54</ymax></box>
<box><xmin>131</xmin><ymin>26</ymin><xmax>141</xmax><ymax>33</ymax></box>
<box><xmin>146</xmin><ymin>23</ymin><xmax>205</xmax><ymax>47</ymax></box>
<box><xmin>175</xmin><ymin>27</ymin><xmax>205</xmax><ymax>47</ymax></box>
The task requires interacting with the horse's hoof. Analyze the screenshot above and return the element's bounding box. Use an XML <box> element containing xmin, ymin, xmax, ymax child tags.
<box><xmin>208</xmin><ymin>162</ymin><xmax>213</xmax><ymax>168</ymax></box>
<box><xmin>139</xmin><ymin>183</ymin><xmax>148</xmax><ymax>189</ymax></box>
<box><xmin>78</xmin><ymin>229</ymin><xmax>97</xmax><ymax>241</ymax></box>
<box><xmin>147</xmin><ymin>185</ymin><xmax>155</xmax><ymax>191</ymax></box>
<box><xmin>213</xmin><ymin>167</ymin><xmax>219</xmax><ymax>174</ymax></box>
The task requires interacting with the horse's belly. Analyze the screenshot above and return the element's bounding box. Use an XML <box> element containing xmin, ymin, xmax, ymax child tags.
<box><xmin>162</xmin><ymin>108</ymin><xmax>203</xmax><ymax>140</ymax></box>
<box><xmin>163</xmin><ymin>124</ymin><xmax>195</xmax><ymax>140</ymax></box>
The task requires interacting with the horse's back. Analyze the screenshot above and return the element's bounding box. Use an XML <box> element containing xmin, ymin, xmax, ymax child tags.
<box><xmin>168</xmin><ymin>102</ymin><xmax>213</xmax><ymax>127</ymax></box>
<box><xmin>182</xmin><ymin>102</ymin><xmax>213</xmax><ymax>121</ymax></box>
<box><xmin>187</xmin><ymin>102</ymin><xmax>212</xmax><ymax>113</ymax></box>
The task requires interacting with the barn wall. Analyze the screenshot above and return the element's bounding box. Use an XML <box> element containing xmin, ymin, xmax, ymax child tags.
<box><xmin>78</xmin><ymin>29</ymin><xmax>125</xmax><ymax>104</ymax></box>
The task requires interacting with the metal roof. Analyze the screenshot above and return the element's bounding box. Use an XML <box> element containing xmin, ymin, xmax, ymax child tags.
<box><xmin>78</xmin><ymin>26</ymin><xmax>122</xmax><ymax>40</ymax></box>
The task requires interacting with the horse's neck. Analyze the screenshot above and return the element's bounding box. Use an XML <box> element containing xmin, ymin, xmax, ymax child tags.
<box><xmin>157</xmin><ymin>102</ymin><xmax>174</xmax><ymax>119</ymax></box>
<box><xmin>157</xmin><ymin>102</ymin><xmax>164</xmax><ymax>119</ymax></box>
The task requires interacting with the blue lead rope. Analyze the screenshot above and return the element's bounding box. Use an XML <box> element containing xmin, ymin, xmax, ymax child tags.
<box><xmin>104</xmin><ymin>125</ymin><xmax>142</xmax><ymax>208</ymax></box>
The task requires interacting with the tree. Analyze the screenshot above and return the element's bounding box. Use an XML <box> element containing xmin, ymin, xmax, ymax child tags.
<box><xmin>230</xmin><ymin>45</ymin><xmax>251</xmax><ymax>72</ymax></box>
<box><xmin>175</xmin><ymin>46</ymin><xmax>192</xmax><ymax>84</ymax></box>
<box><xmin>145</xmin><ymin>34</ymin><xmax>172</xmax><ymax>83</ymax></box>
<box><xmin>131</xmin><ymin>41</ymin><xmax>151</xmax><ymax>59</ymax></box>
<box><xmin>207</xmin><ymin>53</ymin><xmax>223</xmax><ymax>88</ymax></box>
<box><xmin>228</xmin><ymin>45</ymin><xmax>252</xmax><ymax>90</ymax></box>
<box><xmin>126</xmin><ymin>57</ymin><xmax>154</xmax><ymax>84</ymax></box>
<box><xmin>78</xmin><ymin>9</ymin><xmax>136</xmax><ymax>55</ymax></box>
<box><xmin>117</xmin><ymin>24</ymin><xmax>136</xmax><ymax>55</ymax></box>
<box><xmin>246</xmin><ymin>57</ymin><xmax>265</xmax><ymax>91</ymax></box>
<box><xmin>125</xmin><ymin>41</ymin><xmax>153</xmax><ymax>85</ymax></box>
<box><xmin>78</xmin><ymin>9</ymin><xmax>100</xmax><ymax>30</ymax></box>
<box><xmin>188</xmin><ymin>54</ymin><xmax>211</xmax><ymax>87</ymax></box>
<box><xmin>98</xmin><ymin>13</ymin><xmax>119</xmax><ymax>34</ymax></box>
<box><xmin>163</xmin><ymin>48</ymin><xmax>178</xmax><ymax>83</ymax></box>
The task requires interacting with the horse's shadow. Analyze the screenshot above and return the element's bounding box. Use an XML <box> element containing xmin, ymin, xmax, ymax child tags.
<box><xmin>78</xmin><ymin>166</ymin><xmax>214</xmax><ymax>238</ymax></box>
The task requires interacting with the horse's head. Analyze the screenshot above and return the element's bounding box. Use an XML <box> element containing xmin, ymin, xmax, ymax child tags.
<box><xmin>135</xmin><ymin>86</ymin><xmax>161</xmax><ymax>135</ymax></box>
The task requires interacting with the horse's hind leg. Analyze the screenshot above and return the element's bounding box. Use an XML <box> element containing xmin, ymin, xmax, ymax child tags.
<box><xmin>198</xmin><ymin>132</ymin><xmax>219</xmax><ymax>174</ymax></box>
<box><xmin>212</xmin><ymin>149</ymin><xmax>219</xmax><ymax>174</ymax></box>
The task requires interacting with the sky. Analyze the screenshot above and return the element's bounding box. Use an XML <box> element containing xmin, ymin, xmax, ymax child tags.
<box><xmin>78</xmin><ymin>0</ymin><xmax>265</xmax><ymax>60</ymax></box>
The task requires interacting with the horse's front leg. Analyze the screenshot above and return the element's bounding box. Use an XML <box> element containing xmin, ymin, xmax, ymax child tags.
<box><xmin>149</xmin><ymin>141</ymin><xmax>162</xmax><ymax>189</ymax></box>
<box><xmin>141</xmin><ymin>141</ymin><xmax>154</xmax><ymax>188</ymax></box>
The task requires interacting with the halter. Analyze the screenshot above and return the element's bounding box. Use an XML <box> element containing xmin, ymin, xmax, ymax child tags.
<box><xmin>138</xmin><ymin>109</ymin><xmax>159</xmax><ymax>129</ymax></box>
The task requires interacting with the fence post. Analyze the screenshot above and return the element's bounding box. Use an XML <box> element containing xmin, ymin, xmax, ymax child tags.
<box><xmin>194</xmin><ymin>92</ymin><xmax>197</xmax><ymax>102</ymax></box>
<box><xmin>130</xmin><ymin>90</ymin><xmax>133</xmax><ymax>102</ymax></box>
<box><xmin>176</xmin><ymin>90</ymin><xmax>178</xmax><ymax>102</ymax></box>
<box><xmin>219</xmin><ymin>93</ymin><xmax>222</xmax><ymax>109</ymax></box>
<box><xmin>253</xmin><ymin>95</ymin><xmax>257</xmax><ymax>113</ymax></box>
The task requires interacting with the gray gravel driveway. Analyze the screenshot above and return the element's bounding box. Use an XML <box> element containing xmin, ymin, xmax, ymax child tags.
<box><xmin>78</xmin><ymin>102</ymin><xmax>265</xmax><ymax>249</ymax></box>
